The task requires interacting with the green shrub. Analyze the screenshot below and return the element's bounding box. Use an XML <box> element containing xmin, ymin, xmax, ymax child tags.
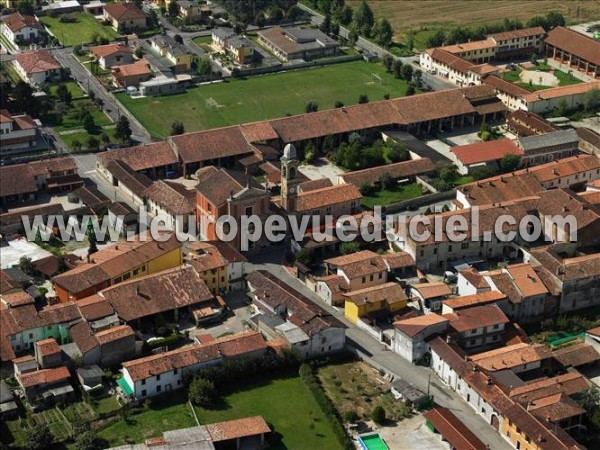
<box><xmin>344</xmin><ymin>410</ymin><xmax>358</xmax><ymax>423</ymax></box>
<box><xmin>371</xmin><ymin>405</ymin><xmax>386</xmax><ymax>424</ymax></box>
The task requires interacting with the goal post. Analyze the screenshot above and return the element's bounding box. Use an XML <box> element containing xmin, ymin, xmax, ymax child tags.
<box><xmin>371</xmin><ymin>73</ymin><xmax>384</xmax><ymax>85</ymax></box>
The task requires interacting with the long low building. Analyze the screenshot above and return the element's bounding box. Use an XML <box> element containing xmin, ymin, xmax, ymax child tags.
<box><xmin>518</xmin><ymin>81</ymin><xmax>600</xmax><ymax>114</ymax></box>
<box><xmin>544</xmin><ymin>26</ymin><xmax>600</xmax><ymax>79</ymax></box>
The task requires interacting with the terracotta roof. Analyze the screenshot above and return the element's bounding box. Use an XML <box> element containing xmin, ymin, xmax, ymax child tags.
<box><xmin>553</xmin><ymin>343</ymin><xmax>600</xmax><ymax>368</ymax></box>
<box><xmin>505</xmin><ymin>263</ymin><xmax>549</xmax><ymax>298</ymax></box>
<box><xmin>458</xmin><ymin>172</ymin><xmax>543</xmax><ymax>206</ymax></box>
<box><xmin>105</xmin><ymin>160</ymin><xmax>152</xmax><ymax>197</ymax></box>
<box><xmin>587</xmin><ymin>327</ymin><xmax>600</xmax><ymax>337</ymax></box>
<box><xmin>90</xmin><ymin>44</ymin><xmax>132</xmax><ymax>58</ymax></box>
<box><xmin>411</xmin><ymin>282</ymin><xmax>452</xmax><ymax>299</ymax></box>
<box><xmin>144</xmin><ymin>180</ymin><xmax>196</xmax><ymax>216</ymax></box>
<box><xmin>246</xmin><ymin>270</ymin><xmax>345</xmax><ymax>335</ymax></box>
<box><xmin>207</xmin><ymin>241</ymin><xmax>247</xmax><ymax>263</ymax></box>
<box><xmin>95</xmin><ymin>324</ymin><xmax>135</xmax><ymax>345</ymax></box>
<box><xmin>15</xmin><ymin>50</ymin><xmax>61</xmax><ymax>74</ymax></box>
<box><xmin>0</xmin><ymin>164</ymin><xmax>37</xmax><ymax>197</ymax></box>
<box><xmin>18</xmin><ymin>366</ymin><xmax>70</xmax><ymax>388</ymax></box>
<box><xmin>0</xmin><ymin>270</ymin><xmax>20</xmax><ymax>295</ymax></box>
<box><xmin>527</xmin><ymin>154</ymin><xmax>600</xmax><ymax>183</ymax></box>
<box><xmin>452</xmin><ymin>138</ymin><xmax>523</xmax><ymax>165</ymax></box>
<box><xmin>577</xmin><ymin>127</ymin><xmax>600</xmax><ymax>149</ymax></box>
<box><xmin>428</xmin><ymin>336</ymin><xmax>470</xmax><ymax>373</ymax></box>
<box><xmin>507</xmin><ymin>109</ymin><xmax>557</xmax><ymax>136</ymax></box>
<box><xmin>343</xmin><ymin>282</ymin><xmax>408</xmax><ymax>306</ymax></box>
<box><xmin>314</xmin><ymin>274</ymin><xmax>350</xmax><ymax>294</ymax></box>
<box><xmin>531</xmin><ymin>245</ymin><xmax>600</xmax><ymax>282</ymax></box>
<box><xmin>340</xmin><ymin>158</ymin><xmax>435</xmax><ymax>187</ymax></box>
<box><xmin>489</xmin><ymin>26</ymin><xmax>545</xmax><ymax>41</ymax></box>
<box><xmin>239</xmin><ymin>121</ymin><xmax>279</xmax><ymax>142</ymax></box>
<box><xmin>32</xmin><ymin>255</ymin><xmax>62</xmax><ymax>278</ymax></box>
<box><xmin>299</xmin><ymin>178</ymin><xmax>333</xmax><ymax>193</ymax></box>
<box><xmin>523</xmin><ymin>81</ymin><xmax>600</xmax><ymax>103</ymax></box>
<box><xmin>470</xmin><ymin>343</ymin><xmax>552</xmax><ymax>371</ymax></box>
<box><xmin>186</xmin><ymin>243</ymin><xmax>229</xmax><ymax>273</ymax></box>
<box><xmin>423</xmin><ymin>407</ymin><xmax>487</xmax><ymax>450</ymax></box>
<box><xmin>101</xmin><ymin>266</ymin><xmax>213</xmax><ymax>322</ymax></box>
<box><xmin>443</xmin><ymin>290</ymin><xmax>506</xmax><ymax>311</ymax></box>
<box><xmin>98</xmin><ymin>141</ymin><xmax>179</xmax><ymax>172</ymax></box>
<box><xmin>170</xmin><ymin>125</ymin><xmax>255</xmax><ymax>164</ymax></box>
<box><xmin>72</xmin><ymin>185</ymin><xmax>110</xmax><ymax>207</ymax></box>
<box><xmin>440</xmin><ymin>38</ymin><xmax>496</xmax><ymax>54</ymax></box>
<box><xmin>52</xmin><ymin>232</ymin><xmax>182</xmax><ymax>296</ymax></box>
<box><xmin>295</xmin><ymin>183</ymin><xmax>361</xmax><ymax>212</ymax></box>
<box><xmin>122</xmin><ymin>331</ymin><xmax>267</xmax><ymax>381</ymax></box>
<box><xmin>112</xmin><ymin>59</ymin><xmax>150</xmax><ymax>78</ymax></box>
<box><xmin>35</xmin><ymin>338</ymin><xmax>60</xmax><ymax>356</ymax></box>
<box><xmin>458</xmin><ymin>268</ymin><xmax>490</xmax><ymax>289</ymax></box>
<box><xmin>103</xmin><ymin>2</ymin><xmax>146</xmax><ymax>21</ymax></box>
<box><xmin>3</xmin><ymin>13</ymin><xmax>42</xmax><ymax>32</ymax></box>
<box><xmin>427</xmin><ymin>47</ymin><xmax>478</xmax><ymax>75</ymax></box>
<box><xmin>324</xmin><ymin>250</ymin><xmax>386</xmax><ymax>279</ymax></box>
<box><xmin>76</xmin><ymin>294</ymin><xmax>115</xmax><ymax>321</ymax></box>
<box><xmin>394</xmin><ymin>314</ymin><xmax>448</xmax><ymax>337</ymax></box>
<box><xmin>545</xmin><ymin>26</ymin><xmax>600</xmax><ymax>67</ymax></box>
<box><xmin>69</xmin><ymin>321</ymin><xmax>99</xmax><ymax>354</ymax></box>
<box><xmin>382</xmin><ymin>252</ymin><xmax>415</xmax><ymax>270</ymax></box>
<box><xmin>529</xmin><ymin>393</ymin><xmax>586</xmax><ymax>423</ymax></box>
<box><xmin>206</xmin><ymin>416</ymin><xmax>271</xmax><ymax>442</ymax></box>
<box><xmin>509</xmin><ymin>372</ymin><xmax>590</xmax><ymax>403</ymax></box>
<box><xmin>195</xmin><ymin>167</ymin><xmax>247</xmax><ymax>206</ymax></box>
<box><xmin>444</xmin><ymin>304</ymin><xmax>509</xmax><ymax>333</ymax></box>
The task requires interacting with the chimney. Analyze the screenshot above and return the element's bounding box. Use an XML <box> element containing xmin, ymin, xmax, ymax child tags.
<box><xmin>115</xmin><ymin>245</ymin><xmax>119</xmax><ymax>250</ymax></box>
<box><xmin>486</xmin><ymin>376</ymin><xmax>492</xmax><ymax>385</ymax></box>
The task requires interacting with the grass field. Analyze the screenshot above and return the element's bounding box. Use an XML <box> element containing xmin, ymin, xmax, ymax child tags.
<box><xmin>40</xmin><ymin>12</ymin><xmax>119</xmax><ymax>46</ymax></box>
<box><xmin>116</xmin><ymin>60</ymin><xmax>411</xmax><ymax>137</ymax></box>
<box><xmin>48</xmin><ymin>81</ymin><xmax>86</xmax><ymax>99</ymax></box>
<box><xmin>194</xmin><ymin>374</ymin><xmax>344</xmax><ymax>450</ymax></box>
<box><xmin>362</xmin><ymin>182</ymin><xmax>423</xmax><ymax>209</ymax></box>
<box><xmin>348</xmin><ymin>1</ymin><xmax>600</xmax><ymax>48</ymax></box>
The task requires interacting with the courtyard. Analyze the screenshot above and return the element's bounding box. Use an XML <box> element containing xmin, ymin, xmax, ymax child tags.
<box><xmin>115</xmin><ymin>60</ymin><xmax>412</xmax><ymax>137</ymax></box>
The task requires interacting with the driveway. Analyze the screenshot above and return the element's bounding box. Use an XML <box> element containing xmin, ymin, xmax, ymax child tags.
<box><xmin>377</xmin><ymin>415</ymin><xmax>446</xmax><ymax>450</ymax></box>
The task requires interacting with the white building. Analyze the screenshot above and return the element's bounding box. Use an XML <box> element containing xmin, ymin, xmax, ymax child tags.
<box><xmin>1</xmin><ymin>13</ymin><xmax>43</xmax><ymax>45</ymax></box>
<box><xmin>0</xmin><ymin>109</ymin><xmax>39</xmax><ymax>155</ymax></box>
<box><xmin>13</xmin><ymin>50</ymin><xmax>62</xmax><ymax>86</ymax></box>
<box><xmin>392</xmin><ymin>314</ymin><xmax>449</xmax><ymax>363</ymax></box>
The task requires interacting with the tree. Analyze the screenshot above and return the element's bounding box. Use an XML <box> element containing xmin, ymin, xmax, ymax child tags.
<box><xmin>197</xmin><ymin>57</ymin><xmax>213</xmax><ymax>77</ymax></box>
<box><xmin>174</xmin><ymin>34</ymin><xmax>183</xmax><ymax>44</ymax></box>
<box><xmin>170</xmin><ymin>121</ymin><xmax>185</xmax><ymax>136</ymax></box>
<box><xmin>425</xmin><ymin>30</ymin><xmax>446</xmax><ymax>48</ymax></box>
<box><xmin>348</xmin><ymin>27</ymin><xmax>359</xmax><ymax>45</ymax></box>
<box><xmin>319</xmin><ymin>14</ymin><xmax>332</xmax><ymax>34</ymax></box>
<box><xmin>14</xmin><ymin>81</ymin><xmax>37</xmax><ymax>116</ymax></box>
<box><xmin>584</xmin><ymin>88</ymin><xmax>600</xmax><ymax>111</ymax></box>
<box><xmin>358</xmin><ymin>94</ymin><xmax>369</xmax><ymax>104</ymax></box>
<box><xmin>17</xmin><ymin>0</ymin><xmax>34</xmax><ymax>16</ymax></box>
<box><xmin>134</xmin><ymin>46</ymin><xmax>144</xmax><ymax>59</ymax></box>
<box><xmin>413</xmin><ymin>69</ymin><xmax>423</xmax><ymax>88</ymax></box>
<box><xmin>406</xmin><ymin>33</ymin><xmax>415</xmax><ymax>52</ymax></box>
<box><xmin>56</xmin><ymin>84</ymin><xmax>72</xmax><ymax>105</ymax></box>
<box><xmin>168</xmin><ymin>0</ymin><xmax>179</xmax><ymax>17</ymax></box>
<box><xmin>147</xmin><ymin>9</ymin><xmax>159</xmax><ymax>28</ymax></box>
<box><xmin>545</xmin><ymin>11</ymin><xmax>566</xmax><ymax>29</ymax></box>
<box><xmin>353</xmin><ymin>0</ymin><xmax>374</xmax><ymax>36</ymax></box>
<box><xmin>340</xmin><ymin>242</ymin><xmax>360</xmax><ymax>255</ymax></box>
<box><xmin>344</xmin><ymin>410</ymin><xmax>358</xmax><ymax>423</ymax></box>
<box><xmin>305</xmin><ymin>101</ymin><xmax>318</xmax><ymax>113</ymax></box>
<box><xmin>577</xmin><ymin>386</ymin><xmax>600</xmax><ymax>413</ymax></box>
<box><xmin>378</xmin><ymin>172</ymin><xmax>394</xmax><ymax>190</ymax></box>
<box><xmin>189</xmin><ymin>377</ymin><xmax>218</xmax><ymax>407</ymax></box>
<box><xmin>375</xmin><ymin>19</ymin><xmax>393</xmax><ymax>47</ymax></box>
<box><xmin>472</xmin><ymin>165</ymin><xmax>496</xmax><ymax>180</ymax></box>
<box><xmin>406</xmin><ymin>83</ymin><xmax>416</xmax><ymax>96</ymax></box>
<box><xmin>101</xmin><ymin>133</ymin><xmax>110</xmax><ymax>145</ymax></box>
<box><xmin>500</xmin><ymin>153</ymin><xmax>521</xmax><ymax>173</ymax></box>
<box><xmin>382</xmin><ymin>54</ymin><xmax>394</xmax><ymax>73</ymax></box>
<box><xmin>400</xmin><ymin>63</ymin><xmax>413</xmax><ymax>82</ymax></box>
<box><xmin>73</xmin><ymin>431</ymin><xmax>98</xmax><ymax>450</ymax></box>
<box><xmin>18</xmin><ymin>256</ymin><xmax>36</xmax><ymax>276</ymax></box>
<box><xmin>86</xmin><ymin>136</ymin><xmax>99</xmax><ymax>150</ymax></box>
<box><xmin>318</xmin><ymin>0</ymin><xmax>332</xmax><ymax>14</ymax></box>
<box><xmin>81</xmin><ymin>111</ymin><xmax>96</xmax><ymax>133</ymax></box>
<box><xmin>295</xmin><ymin>248</ymin><xmax>314</xmax><ymax>267</ymax></box>
<box><xmin>72</xmin><ymin>139</ymin><xmax>82</xmax><ymax>152</ymax></box>
<box><xmin>392</xmin><ymin>59</ymin><xmax>403</xmax><ymax>79</ymax></box>
<box><xmin>371</xmin><ymin>406</ymin><xmax>386</xmax><ymax>425</ymax></box>
<box><xmin>555</xmin><ymin>98</ymin><xmax>568</xmax><ymax>117</ymax></box>
<box><xmin>334</xmin><ymin>100</ymin><xmax>344</xmax><ymax>108</ymax></box>
<box><xmin>25</xmin><ymin>424</ymin><xmax>53</xmax><ymax>450</ymax></box>
<box><xmin>115</xmin><ymin>116</ymin><xmax>132</xmax><ymax>142</ymax></box>
<box><xmin>255</xmin><ymin>12</ymin><xmax>265</xmax><ymax>28</ymax></box>
<box><xmin>384</xmin><ymin>142</ymin><xmax>408</xmax><ymax>163</ymax></box>
<box><xmin>383</xmin><ymin>93</ymin><xmax>390</xmax><ymax>100</ymax></box>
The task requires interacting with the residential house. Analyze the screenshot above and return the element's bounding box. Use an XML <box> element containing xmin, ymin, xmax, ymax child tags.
<box><xmin>313</xmin><ymin>275</ymin><xmax>350</xmax><ymax>306</ymax></box>
<box><xmin>0</xmin><ymin>109</ymin><xmax>39</xmax><ymax>155</ymax></box>
<box><xmin>544</xmin><ymin>26</ymin><xmax>600</xmax><ymax>78</ymax></box>
<box><xmin>343</xmin><ymin>282</ymin><xmax>408</xmax><ymax>324</ymax></box>
<box><xmin>552</xmin><ymin>342</ymin><xmax>600</xmax><ymax>370</ymax></box>
<box><xmin>323</xmin><ymin>250</ymin><xmax>388</xmax><ymax>291</ymax></box>
<box><xmin>488</xmin><ymin>27</ymin><xmax>545</xmax><ymax>58</ymax></box>
<box><xmin>68</xmin><ymin>322</ymin><xmax>137</xmax><ymax>367</ymax></box>
<box><xmin>95</xmin><ymin>266</ymin><xmax>214</xmax><ymax>326</ymax></box>
<box><xmin>442</xmin><ymin>291</ymin><xmax>508</xmax><ymax>315</ymax></box>
<box><xmin>505</xmin><ymin>109</ymin><xmax>558</xmax><ymax>137</ymax></box>
<box><xmin>469</xmin><ymin>342</ymin><xmax>552</xmax><ymax>374</ymax></box>
<box><xmin>206</xmin><ymin>241</ymin><xmax>247</xmax><ymax>290</ymax></box>
<box><xmin>392</xmin><ymin>314</ymin><xmax>449</xmax><ymax>363</ymax></box>
<box><xmin>144</xmin><ymin>180</ymin><xmax>196</xmax><ymax>233</ymax></box>
<box><xmin>483</xmin><ymin>75</ymin><xmax>530</xmax><ymax>111</ymax></box>
<box><xmin>195</xmin><ymin>167</ymin><xmax>271</xmax><ymax>251</ymax></box>
<box><xmin>175</xmin><ymin>1</ymin><xmax>211</xmax><ymax>22</ymax></box>
<box><xmin>185</xmin><ymin>242</ymin><xmax>229</xmax><ymax>294</ymax></box>
<box><xmin>436</xmin><ymin>39</ymin><xmax>497</xmax><ymax>63</ymax></box>
<box><xmin>211</xmin><ymin>29</ymin><xmax>255</xmax><ymax>65</ymax></box>
<box><xmin>111</xmin><ymin>59</ymin><xmax>151</xmax><ymax>87</ymax></box>
<box><xmin>120</xmin><ymin>331</ymin><xmax>268</xmax><ymax>399</ymax></box>
<box><xmin>518</xmin><ymin>81</ymin><xmax>600</xmax><ymax>114</ymax></box>
<box><xmin>13</xmin><ymin>50</ymin><xmax>62</xmax><ymax>85</ymax></box>
<box><xmin>443</xmin><ymin>305</ymin><xmax>509</xmax><ymax>351</ymax></box>
<box><xmin>410</xmin><ymin>282</ymin><xmax>452</xmax><ymax>313</ymax></box>
<box><xmin>90</xmin><ymin>44</ymin><xmax>134</xmax><ymax>69</ymax></box>
<box><xmin>257</xmin><ymin>26</ymin><xmax>339</xmax><ymax>61</ymax></box>
<box><xmin>0</xmin><ymin>379</ymin><xmax>18</xmax><ymax>419</ymax></box>
<box><xmin>17</xmin><ymin>365</ymin><xmax>75</xmax><ymax>406</ymax></box>
<box><xmin>105</xmin><ymin>159</ymin><xmax>153</xmax><ymax>206</ymax></box>
<box><xmin>75</xmin><ymin>294</ymin><xmax>120</xmax><ymax>331</ymax></box>
<box><xmin>150</xmin><ymin>35</ymin><xmax>193</xmax><ymax>72</ymax></box>
<box><xmin>103</xmin><ymin>2</ymin><xmax>147</xmax><ymax>32</ymax></box>
<box><xmin>451</xmin><ymin>139</ymin><xmax>523</xmax><ymax>175</ymax></box>
<box><xmin>518</xmin><ymin>129</ymin><xmax>580</xmax><ymax>166</ymax></box>
<box><xmin>246</xmin><ymin>270</ymin><xmax>346</xmax><ymax>359</ymax></box>
<box><xmin>33</xmin><ymin>338</ymin><xmax>63</xmax><ymax>369</ymax></box>
<box><xmin>1</xmin><ymin>13</ymin><xmax>43</xmax><ymax>45</ymax></box>
<box><xmin>51</xmin><ymin>232</ymin><xmax>183</xmax><ymax>302</ymax></box>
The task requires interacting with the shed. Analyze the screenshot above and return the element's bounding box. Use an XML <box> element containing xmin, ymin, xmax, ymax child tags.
<box><xmin>76</xmin><ymin>365</ymin><xmax>103</xmax><ymax>391</ymax></box>
<box><xmin>391</xmin><ymin>377</ymin><xmax>429</xmax><ymax>406</ymax></box>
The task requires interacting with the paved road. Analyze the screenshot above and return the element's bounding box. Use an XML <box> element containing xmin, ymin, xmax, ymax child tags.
<box><xmin>51</xmin><ymin>47</ymin><xmax>151</xmax><ymax>143</ymax></box>
<box><xmin>72</xmin><ymin>153</ymin><xmax>134</xmax><ymax>205</ymax></box>
<box><xmin>246</xmin><ymin>245</ymin><xmax>512</xmax><ymax>450</ymax></box>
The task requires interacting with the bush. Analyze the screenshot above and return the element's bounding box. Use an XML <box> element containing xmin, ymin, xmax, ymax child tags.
<box><xmin>344</xmin><ymin>410</ymin><xmax>358</xmax><ymax>423</ymax></box>
<box><xmin>480</xmin><ymin>130</ymin><xmax>491</xmax><ymax>141</ymax></box>
<box><xmin>60</xmin><ymin>14</ymin><xmax>78</xmax><ymax>23</ymax></box>
<box><xmin>340</xmin><ymin>242</ymin><xmax>360</xmax><ymax>255</ymax></box>
<box><xmin>371</xmin><ymin>405</ymin><xmax>386</xmax><ymax>424</ymax></box>
<box><xmin>359</xmin><ymin>182</ymin><xmax>375</xmax><ymax>196</ymax></box>
<box><xmin>188</xmin><ymin>377</ymin><xmax>217</xmax><ymax>408</ymax></box>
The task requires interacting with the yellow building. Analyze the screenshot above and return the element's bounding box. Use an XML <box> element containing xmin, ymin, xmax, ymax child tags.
<box><xmin>186</xmin><ymin>242</ymin><xmax>229</xmax><ymax>294</ymax></box>
<box><xmin>344</xmin><ymin>282</ymin><xmax>408</xmax><ymax>324</ymax></box>
<box><xmin>52</xmin><ymin>232</ymin><xmax>183</xmax><ymax>302</ymax></box>
<box><xmin>150</xmin><ymin>35</ymin><xmax>193</xmax><ymax>72</ymax></box>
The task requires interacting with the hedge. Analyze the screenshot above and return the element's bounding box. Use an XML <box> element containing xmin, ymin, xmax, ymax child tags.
<box><xmin>299</xmin><ymin>364</ymin><xmax>354</xmax><ymax>450</ymax></box>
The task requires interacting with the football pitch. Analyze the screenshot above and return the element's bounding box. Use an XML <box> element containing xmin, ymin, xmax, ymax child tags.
<box><xmin>115</xmin><ymin>60</ymin><xmax>411</xmax><ymax>138</ymax></box>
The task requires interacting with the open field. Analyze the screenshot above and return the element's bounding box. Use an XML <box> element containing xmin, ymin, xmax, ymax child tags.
<box><xmin>194</xmin><ymin>374</ymin><xmax>344</xmax><ymax>450</ymax></box>
<box><xmin>40</xmin><ymin>12</ymin><xmax>119</xmax><ymax>46</ymax></box>
<box><xmin>115</xmin><ymin>60</ymin><xmax>410</xmax><ymax>137</ymax></box>
<box><xmin>348</xmin><ymin>1</ymin><xmax>600</xmax><ymax>48</ymax></box>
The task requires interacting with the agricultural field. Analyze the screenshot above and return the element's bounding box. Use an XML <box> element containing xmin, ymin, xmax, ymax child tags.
<box><xmin>115</xmin><ymin>60</ymin><xmax>411</xmax><ymax>137</ymax></box>
<box><xmin>348</xmin><ymin>1</ymin><xmax>600</xmax><ymax>49</ymax></box>
<box><xmin>40</xmin><ymin>12</ymin><xmax>119</xmax><ymax>46</ymax></box>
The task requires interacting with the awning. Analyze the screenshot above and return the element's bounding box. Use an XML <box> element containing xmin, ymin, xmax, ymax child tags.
<box><xmin>116</xmin><ymin>377</ymin><xmax>133</xmax><ymax>396</ymax></box>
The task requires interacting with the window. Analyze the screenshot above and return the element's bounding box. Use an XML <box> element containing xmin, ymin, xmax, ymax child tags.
<box><xmin>362</xmin><ymin>277</ymin><xmax>366</xmax><ymax>283</ymax></box>
<box><xmin>123</xmin><ymin>273</ymin><xmax>131</xmax><ymax>281</ymax></box>
<box><xmin>173</xmin><ymin>368</ymin><xmax>178</xmax><ymax>375</ymax></box>
<box><xmin>245</xmin><ymin>206</ymin><xmax>253</xmax><ymax>216</ymax></box>
<box><xmin>47</xmin><ymin>325</ymin><xmax>52</xmax><ymax>330</ymax></box>
<box><xmin>142</xmin><ymin>389</ymin><xmax>147</xmax><ymax>397</ymax></box>
<box><xmin>221</xmin><ymin>277</ymin><xmax>225</xmax><ymax>282</ymax></box>
<box><xmin>461</xmin><ymin>242</ymin><xmax>469</xmax><ymax>249</ymax></box>
<box><xmin>142</xmin><ymin>379</ymin><xmax>146</xmax><ymax>385</ymax></box>
<box><xmin>448</xmin><ymin>245</ymin><xmax>453</xmax><ymax>252</ymax></box>
<box><xmin>433</xmin><ymin>248</ymin><xmax>437</xmax><ymax>255</ymax></box>
<box><xmin>133</xmin><ymin>268</ymin><xmax>139</xmax><ymax>276</ymax></box>
<box><xmin>156</xmin><ymin>374</ymin><xmax>161</xmax><ymax>381</ymax></box>
<box><xmin>114</xmin><ymin>276</ymin><xmax>122</xmax><ymax>283</ymax></box>
<box><xmin>141</xmin><ymin>265</ymin><xmax>146</xmax><ymax>271</ymax></box>
<box><xmin>157</xmin><ymin>385</ymin><xmax>162</xmax><ymax>393</ymax></box>
<box><xmin>29</xmin><ymin>333</ymin><xmax>33</xmax><ymax>339</ymax></box>
<box><xmin>370</xmin><ymin>275</ymin><xmax>373</xmax><ymax>281</ymax></box>
<box><xmin>419</xmin><ymin>249</ymin><xmax>424</xmax><ymax>257</ymax></box>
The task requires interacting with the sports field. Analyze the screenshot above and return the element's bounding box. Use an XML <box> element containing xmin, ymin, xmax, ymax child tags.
<box><xmin>348</xmin><ymin>1</ymin><xmax>600</xmax><ymax>48</ymax></box>
<box><xmin>115</xmin><ymin>60</ymin><xmax>411</xmax><ymax>137</ymax></box>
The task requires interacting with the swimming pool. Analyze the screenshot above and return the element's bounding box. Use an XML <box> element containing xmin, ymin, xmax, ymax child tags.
<box><xmin>358</xmin><ymin>433</ymin><xmax>390</xmax><ymax>450</ymax></box>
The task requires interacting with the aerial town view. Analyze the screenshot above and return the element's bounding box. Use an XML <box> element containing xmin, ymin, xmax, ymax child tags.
<box><xmin>1</xmin><ymin>0</ymin><xmax>600</xmax><ymax>449</ymax></box>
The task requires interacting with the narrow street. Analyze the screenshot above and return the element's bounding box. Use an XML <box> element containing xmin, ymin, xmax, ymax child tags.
<box><xmin>246</xmin><ymin>246</ymin><xmax>512</xmax><ymax>450</ymax></box>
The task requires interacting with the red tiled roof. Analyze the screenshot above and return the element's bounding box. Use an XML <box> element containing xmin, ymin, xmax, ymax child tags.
<box><xmin>76</xmin><ymin>294</ymin><xmax>115</xmax><ymax>321</ymax></box>
<box><xmin>444</xmin><ymin>304</ymin><xmax>509</xmax><ymax>333</ymax></box>
<box><xmin>3</xmin><ymin>13</ymin><xmax>42</xmax><ymax>32</ymax></box>
<box><xmin>489</xmin><ymin>26</ymin><xmax>545</xmax><ymax>41</ymax></box>
<box><xmin>423</xmin><ymin>407</ymin><xmax>487</xmax><ymax>450</ymax></box>
<box><xmin>545</xmin><ymin>26</ymin><xmax>600</xmax><ymax>67</ymax></box>
<box><xmin>170</xmin><ymin>125</ymin><xmax>254</xmax><ymax>164</ymax></box>
<box><xmin>295</xmin><ymin>183</ymin><xmax>361</xmax><ymax>212</ymax></box>
<box><xmin>523</xmin><ymin>81</ymin><xmax>600</xmax><ymax>103</ymax></box>
<box><xmin>15</xmin><ymin>50</ymin><xmax>61</xmax><ymax>74</ymax></box>
<box><xmin>443</xmin><ymin>290</ymin><xmax>506</xmax><ymax>310</ymax></box>
<box><xmin>90</xmin><ymin>44</ymin><xmax>132</xmax><ymax>58</ymax></box>
<box><xmin>112</xmin><ymin>59</ymin><xmax>150</xmax><ymax>78</ymax></box>
<box><xmin>98</xmin><ymin>141</ymin><xmax>179</xmax><ymax>172</ymax></box>
<box><xmin>452</xmin><ymin>138</ymin><xmax>523</xmax><ymax>165</ymax></box>
<box><xmin>35</xmin><ymin>338</ymin><xmax>61</xmax><ymax>356</ymax></box>
<box><xmin>324</xmin><ymin>250</ymin><xmax>386</xmax><ymax>279</ymax></box>
<box><xmin>206</xmin><ymin>416</ymin><xmax>271</xmax><ymax>442</ymax></box>
<box><xmin>104</xmin><ymin>2</ymin><xmax>146</xmax><ymax>21</ymax></box>
<box><xmin>340</xmin><ymin>158</ymin><xmax>435</xmax><ymax>187</ymax></box>
<box><xmin>18</xmin><ymin>366</ymin><xmax>70</xmax><ymax>388</ymax></box>
<box><xmin>553</xmin><ymin>342</ymin><xmax>600</xmax><ymax>368</ymax></box>
<box><xmin>393</xmin><ymin>314</ymin><xmax>449</xmax><ymax>337</ymax></box>
<box><xmin>144</xmin><ymin>180</ymin><xmax>196</xmax><ymax>216</ymax></box>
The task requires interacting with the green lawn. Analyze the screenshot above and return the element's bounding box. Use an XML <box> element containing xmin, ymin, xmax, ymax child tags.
<box><xmin>194</xmin><ymin>375</ymin><xmax>344</xmax><ymax>450</ymax></box>
<box><xmin>362</xmin><ymin>182</ymin><xmax>423</xmax><ymax>209</ymax></box>
<box><xmin>554</xmin><ymin>69</ymin><xmax>583</xmax><ymax>86</ymax></box>
<box><xmin>453</xmin><ymin>175</ymin><xmax>474</xmax><ymax>186</ymax></box>
<box><xmin>502</xmin><ymin>69</ymin><xmax>521</xmax><ymax>83</ymax></box>
<box><xmin>48</xmin><ymin>81</ymin><xmax>86</xmax><ymax>99</ymax></box>
<box><xmin>54</xmin><ymin>99</ymin><xmax>112</xmax><ymax>131</ymax></box>
<box><xmin>40</xmin><ymin>12</ymin><xmax>119</xmax><ymax>46</ymax></box>
<box><xmin>97</xmin><ymin>392</ymin><xmax>197</xmax><ymax>447</ymax></box>
<box><xmin>115</xmin><ymin>60</ymin><xmax>411</xmax><ymax>137</ymax></box>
